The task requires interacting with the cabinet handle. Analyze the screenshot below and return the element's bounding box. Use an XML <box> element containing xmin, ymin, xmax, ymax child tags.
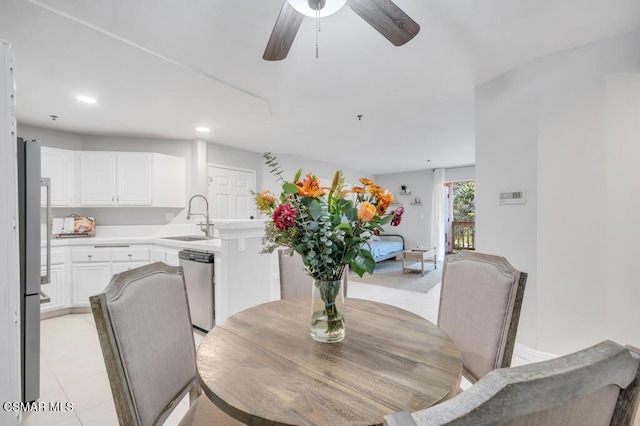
<box><xmin>117</xmin><ymin>196</ymin><xmax>120</xmax><ymax>203</ymax></box>
<box><xmin>128</xmin><ymin>254</ymin><xmax>132</xmax><ymax>259</ymax></box>
<box><xmin>112</xmin><ymin>196</ymin><xmax>114</xmax><ymax>203</ymax></box>
<box><xmin>88</xmin><ymin>254</ymin><xmax>93</xmax><ymax>262</ymax></box>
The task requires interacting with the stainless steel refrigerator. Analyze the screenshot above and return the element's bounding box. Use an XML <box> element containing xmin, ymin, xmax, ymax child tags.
<box><xmin>17</xmin><ymin>137</ymin><xmax>51</xmax><ymax>403</ymax></box>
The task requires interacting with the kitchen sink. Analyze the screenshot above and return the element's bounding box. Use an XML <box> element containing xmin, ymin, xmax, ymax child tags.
<box><xmin>160</xmin><ymin>235</ymin><xmax>210</xmax><ymax>242</ymax></box>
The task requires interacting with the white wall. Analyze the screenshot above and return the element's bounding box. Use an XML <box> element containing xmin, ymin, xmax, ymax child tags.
<box><xmin>374</xmin><ymin>166</ymin><xmax>476</xmax><ymax>252</ymax></box>
<box><xmin>603</xmin><ymin>74</ymin><xmax>640</xmax><ymax>346</ymax></box>
<box><xmin>476</xmin><ymin>30</ymin><xmax>640</xmax><ymax>355</ymax></box>
<box><xmin>375</xmin><ymin>170</ymin><xmax>434</xmax><ymax>250</ymax></box>
<box><xmin>1</xmin><ymin>41</ymin><xmax>20</xmax><ymax>426</ymax></box>
<box><xmin>18</xmin><ymin>124</ymin><xmax>84</xmax><ymax>150</ymax></box>
<box><xmin>259</xmin><ymin>153</ymin><xmax>373</xmax><ymax>199</ymax></box>
<box><xmin>445</xmin><ymin>166</ymin><xmax>474</xmax><ymax>183</ymax></box>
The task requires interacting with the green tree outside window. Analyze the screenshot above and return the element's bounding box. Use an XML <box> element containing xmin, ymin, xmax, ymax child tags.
<box><xmin>453</xmin><ymin>181</ymin><xmax>475</xmax><ymax>222</ymax></box>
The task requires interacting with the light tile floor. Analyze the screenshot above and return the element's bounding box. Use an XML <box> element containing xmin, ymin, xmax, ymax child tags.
<box><xmin>22</xmin><ymin>281</ymin><xmax>635</xmax><ymax>425</ymax></box>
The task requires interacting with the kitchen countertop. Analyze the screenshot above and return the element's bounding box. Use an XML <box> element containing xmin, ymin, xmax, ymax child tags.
<box><xmin>44</xmin><ymin>219</ymin><xmax>268</xmax><ymax>252</ymax></box>
<box><xmin>48</xmin><ymin>235</ymin><xmax>222</xmax><ymax>252</ymax></box>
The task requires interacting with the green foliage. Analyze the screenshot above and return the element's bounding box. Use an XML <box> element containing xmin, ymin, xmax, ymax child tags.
<box><xmin>263</xmin><ymin>152</ymin><xmax>286</xmax><ymax>183</ymax></box>
<box><xmin>453</xmin><ymin>181</ymin><xmax>475</xmax><ymax>222</ymax></box>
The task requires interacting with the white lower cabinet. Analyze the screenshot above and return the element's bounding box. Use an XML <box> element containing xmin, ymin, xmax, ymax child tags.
<box><xmin>111</xmin><ymin>261</ymin><xmax>148</xmax><ymax>275</ymax></box>
<box><xmin>41</xmin><ymin>264</ymin><xmax>66</xmax><ymax>313</ymax></box>
<box><xmin>150</xmin><ymin>247</ymin><xmax>166</xmax><ymax>263</ymax></box>
<box><xmin>71</xmin><ymin>262</ymin><xmax>112</xmax><ymax>306</ymax></box>
<box><xmin>71</xmin><ymin>246</ymin><xmax>112</xmax><ymax>306</ymax></box>
<box><xmin>149</xmin><ymin>246</ymin><xmax>180</xmax><ymax>266</ymax></box>
<box><xmin>166</xmin><ymin>248</ymin><xmax>180</xmax><ymax>266</ymax></box>
<box><xmin>111</xmin><ymin>246</ymin><xmax>150</xmax><ymax>274</ymax></box>
<box><xmin>41</xmin><ymin>247</ymin><xmax>69</xmax><ymax>313</ymax></box>
<box><xmin>47</xmin><ymin>242</ymin><xmax>184</xmax><ymax>311</ymax></box>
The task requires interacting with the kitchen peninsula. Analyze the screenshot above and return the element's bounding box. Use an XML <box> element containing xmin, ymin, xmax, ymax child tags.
<box><xmin>41</xmin><ymin>219</ymin><xmax>274</xmax><ymax>326</ymax></box>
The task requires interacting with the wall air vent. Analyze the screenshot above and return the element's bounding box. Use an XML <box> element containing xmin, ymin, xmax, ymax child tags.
<box><xmin>499</xmin><ymin>190</ymin><xmax>526</xmax><ymax>205</ymax></box>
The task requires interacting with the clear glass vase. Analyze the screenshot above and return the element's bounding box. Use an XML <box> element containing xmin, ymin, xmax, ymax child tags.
<box><xmin>310</xmin><ymin>278</ymin><xmax>345</xmax><ymax>343</ymax></box>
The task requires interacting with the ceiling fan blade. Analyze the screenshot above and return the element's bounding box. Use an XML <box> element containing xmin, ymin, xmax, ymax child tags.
<box><xmin>347</xmin><ymin>0</ymin><xmax>420</xmax><ymax>46</ymax></box>
<box><xmin>263</xmin><ymin>1</ymin><xmax>304</xmax><ymax>61</ymax></box>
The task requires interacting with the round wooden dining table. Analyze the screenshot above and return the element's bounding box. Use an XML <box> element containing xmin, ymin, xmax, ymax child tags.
<box><xmin>196</xmin><ymin>298</ymin><xmax>462</xmax><ymax>426</ymax></box>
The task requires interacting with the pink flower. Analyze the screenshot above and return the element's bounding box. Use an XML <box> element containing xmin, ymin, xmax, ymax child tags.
<box><xmin>390</xmin><ymin>207</ymin><xmax>404</xmax><ymax>226</ymax></box>
<box><xmin>273</xmin><ymin>203</ymin><xmax>297</xmax><ymax>230</ymax></box>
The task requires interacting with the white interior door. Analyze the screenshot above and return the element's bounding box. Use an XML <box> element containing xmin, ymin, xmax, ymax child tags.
<box><xmin>207</xmin><ymin>166</ymin><xmax>256</xmax><ymax>219</ymax></box>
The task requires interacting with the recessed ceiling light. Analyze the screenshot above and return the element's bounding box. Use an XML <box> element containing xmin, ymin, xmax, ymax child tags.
<box><xmin>76</xmin><ymin>95</ymin><xmax>97</xmax><ymax>104</ymax></box>
<box><xmin>196</xmin><ymin>127</ymin><xmax>210</xmax><ymax>133</ymax></box>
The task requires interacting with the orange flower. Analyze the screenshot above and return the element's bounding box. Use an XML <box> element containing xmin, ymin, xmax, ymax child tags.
<box><xmin>357</xmin><ymin>202</ymin><xmax>376</xmax><ymax>222</ymax></box>
<box><xmin>256</xmin><ymin>190</ymin><xmax>275</xmax><ymax>212</ymax></box>
<box><xmin>368</xmin><ymin>184</ymin><xmax>385</xmax><ymax>196</ymax></box>
<box><xmin>296</xmin><ymin>173</ymin><xmax>326</xmax><ymax>198</ymax></box>
<box><xmin>376</xmin><ymin>191</ymin><xmax>395</xmax><ymax>215</ymax></box>
<box><xmin>351</xmin><ymin>186</ymin><xmax>365</xmax><ymax>194</ymax></box>
<box><xmin>359</xmin><ymin>178</ymin><xmax>375</xmax><ymax>186</ymax></box>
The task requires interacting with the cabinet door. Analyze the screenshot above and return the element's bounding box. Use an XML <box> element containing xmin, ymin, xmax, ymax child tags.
<box><xmin>72</xmin><ymin>263</ymin><xmax>111</xmax><ymax>306</ymax></box>
<box><xmin>111</xmin><ymin>261</ymin><xmax>148</xmax><ymax>275</ymax></box>
<box><xmin>41</xmin><ymin>147</ymin><xmax>74</xmax><ymax>206</ymax></box>
<box><xmin>166</xmin><ymin>249</ymin><xmax>180</xmax><ymax>266</ymax></box>
<box><xmin>41</xmin><ymin>247</ymin><xmax>69</xmax><ymax>313</ymax></box>
<box><xmin>79</xmin><ymin>152</ymin><xmax>116</xmax><ymax>206</ymax></box>
<box><xmin>150</xmin><ymin>247</ymin><xmax>167</xmax><ymax>263</ymax></box>
<box><xmin>117</xmin><ymin>154</ymin><xmax>152</xmax><ymax>205</ymax></box>
<box><xmin>111</xmin><ymin>246</ymin><xmax>150</xmax><ymax>262</ymax></box>
<box><xmin>152</xmin><ymin>153</ymin><xmax>186</xmax><ymax>207</ymax></box>
<box><xmin>40</xmin><ymin>264</ymin><xmax>66</xmax><ymax>313</ymax></box>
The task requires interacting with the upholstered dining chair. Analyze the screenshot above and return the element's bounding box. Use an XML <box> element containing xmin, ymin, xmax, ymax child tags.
<box><xmin>384</xmin><ymin>340</ymin><xmax>640</xmax><ymax>426</ymax></box>
<box><xmin>90</xmin><ymin>262</ymin><xmax>242</xmax><ymax>426</ymax></box>
<box><xmin>278</xmin><ymin>248</ymin><xmax>348</xmax><ymax>299</ymax></box>
<box><xmin>438</xmin><ymin>251</ymin><xmax>527</xmax><ymax>384</ymax></box>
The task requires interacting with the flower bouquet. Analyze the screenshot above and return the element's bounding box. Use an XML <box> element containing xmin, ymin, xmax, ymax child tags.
<box><xmin>255</xmin><ymin>153</ymin><xmax>404</xmax><ymax>342</ymax></box>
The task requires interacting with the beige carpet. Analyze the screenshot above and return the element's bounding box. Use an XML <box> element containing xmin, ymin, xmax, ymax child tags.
<box><xmin>349</xmin><ymin>259</ymin><xmax>443</xmax><ymax>294</ymax></box>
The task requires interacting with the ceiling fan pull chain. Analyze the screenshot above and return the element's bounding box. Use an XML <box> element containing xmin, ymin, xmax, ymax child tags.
<box><xmin>316</xmin><ymin>9</ymin><xmax>320</xmax><ymax>58</ymax></box>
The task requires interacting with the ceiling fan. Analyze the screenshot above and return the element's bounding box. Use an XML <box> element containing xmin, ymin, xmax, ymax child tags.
<box><xmin>263</xmin><ymin>0</ymin><xmax>420</xmax><ymax>61</ymax></box>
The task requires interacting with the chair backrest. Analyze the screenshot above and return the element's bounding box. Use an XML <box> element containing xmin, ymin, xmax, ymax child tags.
<box><xmin>278</xmin><ymin>248</ymin><xmax>348</xmax><ymax>299</ymax></box>
<box><xmin>90</xmin><ymin>262</ymin><xmax>200</xmax><ymax>426</ymax></box>
<box><xmin>437</xmin><ymin>251</ymin><xmax>527</xmax><ymax>383</ymax></box>
<box><xmin>384</xmin><ymin>340</ymin><xmax>640</xmax><ymax>426</ymax></box>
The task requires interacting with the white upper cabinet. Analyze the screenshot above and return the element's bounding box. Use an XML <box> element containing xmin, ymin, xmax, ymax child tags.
<box><xmin>117</xmin><ymin>153</ymin><xmax>152</xmax><ymax>205</ymax></box>
<box><xmin>41</xmin><ymin>147</ymin><xmax>74</xmax><ymax>206</ymax></box>
<box><xmin>151</xmin><ymin>153</ymin><xmax>186</xmax><ymax>208</ymax></box>
<box><xmin>79</xmin><ymin>152</ymin><xmax>117</xmax><ymax>205</ymax></box>
<box><xmin>78</xmin><ymin>151</ymin><xmax>185</xmax><ymax>207</ymax></box>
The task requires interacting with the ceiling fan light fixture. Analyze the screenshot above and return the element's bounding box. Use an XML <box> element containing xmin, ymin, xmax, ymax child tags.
<box><xmin>287</xmin><ymin>0</ymin><xmax>347</xmax><ymax>17</ymax></box>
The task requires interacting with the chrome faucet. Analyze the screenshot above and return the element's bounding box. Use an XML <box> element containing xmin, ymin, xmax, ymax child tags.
<box><xmin>186</xmin><ymin>194</ymin><xmax>212</xmax><ymax>238</ymax></box>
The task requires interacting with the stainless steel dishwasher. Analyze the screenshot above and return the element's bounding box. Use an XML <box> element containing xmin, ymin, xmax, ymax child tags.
<box><xmin>178</xmin><ymin>250</ymin><xmax>215</xmax><ymax>332</ymax></box>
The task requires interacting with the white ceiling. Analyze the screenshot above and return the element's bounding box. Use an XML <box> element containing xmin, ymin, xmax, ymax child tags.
<box><xmin>1</xmin><ymin>0</ymin><xmax>639</xmax><ymax>174</ymax></box>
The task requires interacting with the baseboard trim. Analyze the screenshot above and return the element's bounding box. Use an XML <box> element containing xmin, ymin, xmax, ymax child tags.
<box><xmin>514</xmin><ymin>342</ymin><xmax>558</xmax><ymax>363</ymax></box>
<box><xmin>40</xmin><ymin>306</ymin><xmax>91</xmax><ymax>320</ymax></box>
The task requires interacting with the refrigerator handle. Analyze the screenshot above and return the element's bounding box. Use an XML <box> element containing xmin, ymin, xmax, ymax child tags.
<box><xmin>41</xmin><ymin>177</ymin><xmax>51</xmax><ymax>285</ymax></box>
